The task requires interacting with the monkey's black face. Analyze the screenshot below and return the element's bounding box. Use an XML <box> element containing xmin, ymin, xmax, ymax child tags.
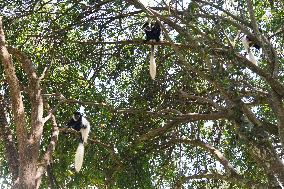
<box><xmin>73</xmin><ymin>112</ymin><xmax>82</xmax><ymax>121</ymax></box>
<box><xmin>246</xmin><ymin>36</ymin><xmax>261</xmax><ymax>50</ymax></box>
<box><xmin>66</xmin><ymin>112</ymin><xmax>83</xmax><ymax>131</ymax></box>
<box><xmin>142</xmin><ymin>22</ymin><xmax>150</xmax><ymax>30</ymax></box>
<box><xmin>143</xmin><ymin>21</ymin><xmax>161</xmax><ymax>42</ymax></box>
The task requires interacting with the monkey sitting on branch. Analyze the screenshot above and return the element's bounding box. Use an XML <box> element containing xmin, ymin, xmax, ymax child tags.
<box><xmin>66</xmin><ymin>112</ymin><xmax>90</xmax><ymax>172</ymax></box>
<box><xmin>241</xmin><ymin>31</ymin><xmax>261</xmax><ymax>65</ymax></box>
<box><xmin>142</xmin><ymin>20</ymin><xmax>161</xmax><ymax>80</ymax></box>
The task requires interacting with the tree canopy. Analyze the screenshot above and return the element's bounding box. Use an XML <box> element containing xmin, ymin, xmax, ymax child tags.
<box><xmin>0</xmin><ymin>0</ymin><xmax>284</xmax><ymax>188</ymax></box>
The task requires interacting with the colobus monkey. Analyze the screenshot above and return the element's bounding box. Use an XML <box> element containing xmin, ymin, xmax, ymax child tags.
<box><xmin>245</xmin><ymin>35</ymin><xmax>261</xmax><ymax>50</ymax></box>
<box><xmin>142</xmin><ymin>20</ymin><xmax>161</xmax><ymax>80</ymax></box>
<box><xmin>66</xmin><ymin>112</ymin><xmax>90</xmax><ymax>172</ymax></box>
<box><xmin>241</xmin><ymin>34</ymin><xmax>261</xmax><ymax>65</ymax></box>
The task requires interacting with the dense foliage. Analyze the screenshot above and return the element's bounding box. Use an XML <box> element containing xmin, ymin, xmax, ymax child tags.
<box><xmin>0</xmin><ymin>0</ymin><xmax>284</xmax><ymax>188</ymax></box>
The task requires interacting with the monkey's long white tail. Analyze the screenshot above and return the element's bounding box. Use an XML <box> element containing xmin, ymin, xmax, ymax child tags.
<box><xmin>75</xmin><ymin>143</ymin><xmax>84</xmax><ymax>172</ymax></box>
<box><xmin>74</xmin><ymin>120</ymin><xmax>90</xmax><ymax>172</ymax></box>
<box><xmin>241</xmin><ymin>36</ymin><xmax>257</xmax><ymax>65</ymax></box>
<box><xmin>149</xmin><ymin>45</ymin><xmax>156</xmax><ymax>80</ymax></box>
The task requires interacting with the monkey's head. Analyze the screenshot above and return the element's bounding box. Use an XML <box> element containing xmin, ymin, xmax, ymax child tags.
<box><xmin>152</xmin><ymin>21</ymin><xmax>160</xmax><ymax>30</ymax></box>
<box><xmin>142</xmin><ymin>21</ymin><xmax>150</xmax><ymax>31</ymax></box>
<box><xmin>73</xmin><ymin>111</ymin><xmax>82</xmax><ymax>121</ymax></box>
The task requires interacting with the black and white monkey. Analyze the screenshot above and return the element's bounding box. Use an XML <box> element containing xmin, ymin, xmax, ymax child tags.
<box><xmin>245</xmin><ymin>35</ymin><xmax>261</xmax><ymax>50</ymax></box>
<box><xmin>142</xmin><ymin>20</ymin><xmax>161</xmax><ymax>80</ymax></box>
<box><xmin>241</xmin><ymin>33</ymin><xmax>261</xmax><ymax>65</ymax></box>
<box><xmin>66</xmin><ymin>112</ymin><xmax>90</xmax><ymax>172</ymax></box>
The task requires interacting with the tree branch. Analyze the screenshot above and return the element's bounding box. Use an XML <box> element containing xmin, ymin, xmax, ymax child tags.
<box><xmin>36</xmin><ymin>108</ymin><xmax>59</xmax><ymax>189</ymax></box>
<box><xmin>178</xmin><ymin>139</ymin><xmax>237</xmax><ymax>174</ymax></box>
<box><xmin>73</xmin><ymin>39</ymin><xmax>188</xmax><ymax>47</ymax></box>
<box><xmin>246</xmin><ymin>0</ymin><xmax>259</xmax><ymax>34</ymax></box>
<box><xmin>269</xmin><ymin>91</ymin><xmax>284</xmax><ymax>148</ymax></box>
<box><xmin>179</xmin><ymin>90</ymin><xmax>222</xmax><ymax>110</ymax></box>
<box><xmin>135</xmin><ymin>110</ymin><xmax>230</xmax><ymax>145</ymax></box>
<box><xmin>234</xmin><ymin>116</ymin><xmax>284</xmax><ymax>185</ymax></box>
<box><xmin>0</xmin><ymin>95</ymin><xmax>19</xmax><ymax>180</ymax></box>
<box><xmin>60</xmin><ymin>128</ymin><xmax>123</xmax><ymax>167</ymax></box>
<box><xmin>193</xmin><ymin>0</ymin><xmax>251</xmax><ymax>27</ymax></box>
<box><xmin>0</xmin><ymin>17</ymin><xmax>28</xmax><ymax>181</ymax></box>
<box><xmin>46</xmin><ymin>163</ymin><xmax>61</xmax><ymax>189</ymax></box>
<box><xmin>7</xmin><ymin>46</ymin><xmax>44</xmax><ymax>141</ymax></box>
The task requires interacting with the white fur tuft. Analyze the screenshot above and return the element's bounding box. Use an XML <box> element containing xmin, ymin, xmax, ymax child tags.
<box><xmin>81</xmin><ymin>117</ymin><xmax>90</xmax><ymax>143</ymax></box>
<box><xmin>241</xmin><ymin>36</ymin><xmax>257</xmax><ymax>65</ymax></box>
<box><xmin>75</xmin><ymin>143</ymin><xmax>84</xmax><ymax>172</ymax></box>
<box><xmin>149</xmin><ymin>45</ymin><xmax>157</xmax><ymax>80</ymax></box>
<box><xmin>74</xmin><ymin>116</ymin><xmax>90</xmax><ymax>172</ymax></box>
<box><xmin>248</xmin><ymin>51</ymin><xmax>257</xmax><ymax>65</ymax></box>
<box><xmin>241</xmin><ymin>36</ymin><xmax>249</xmax><ymax>52</ymax></box>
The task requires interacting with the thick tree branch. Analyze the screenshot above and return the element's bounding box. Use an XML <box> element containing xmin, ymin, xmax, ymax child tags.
<box><xmin>270</xmin><ymin>91</ymin><xmax>284</xmax><ymax>147</ymax></box>
<box><xmin>74</xmin><ymin>39</ymin><xmax>187</xmax><ymax>47</ymax></box>
<box><xmin>246</xmin><ymin>0</ymin><xmax>259</xmax><ymax>35</ymax></box>
<box><xmin>0</xmin><ymin>96</ymin><xmax>19</xmax><ymax>180</ymax></box>
<box><xmin>7</xmin><ymin>47</ymin><xmax>38</xmax><ymax>81</ymax></box>
<box><xmin>135</xmin><ymin>110</ymin><xmax>230</xmax><ymax>144</ymax></box>
<box><xmin>46</xmin><ymin>164</ymin><xmax>61</xmax><ymax>189</ymax></box>
<box><xmin>0</xmin><ymin>17</ymin><xmax>30</xmax><ymax>187</ymax></box>
<box><xmin>36</xmin><ymin>110</ymin><xmax>59</xmax><ymax>189</ymax></box>
<box><xmin>172</xmin><ymin>139</ymin><xmax>238</xmax><ymax>175</ymax></box>
<box><xmin>7</xmin><ymin>47</ymin><xmax>44</xmax><ymax>139</ymax></box>
<box><xmin>0</xmin><ymin>17</ymin><xmax>27</xmax><ymax>145</ymax></box>
<box><xmin>234</xmin><ymin>116</ymin><xmax>284</xmax><ymax>185</ymax></box>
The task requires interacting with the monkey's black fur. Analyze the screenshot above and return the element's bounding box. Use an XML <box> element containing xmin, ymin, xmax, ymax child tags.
<box><xmin>142</xmin><ymin>20</ymin><xmax>162</xmax><ymax>79</ymax></box>
<box><xmin>66</xmin><ymin>112</ymin><xmax>88</xmax><ymax>142</ymax></box>
<box><xmin>142</xmin><ymin>21</ymin><xmax>161</xmax><ymax>42</ymax></box>
<box><xmin>67</xmin><ymin>112</ymin><xmax>82</xmax><ymax>130</ymax></box>
<box><xmin>66</xmin><ymin>112</ymin><xmax>90</xmax><ymax>172</ymax></box>
<box><xmin>246</xmin><ymin>36</ymin><xmax>260</xmax><ymax>50</ymax></box>
<box><xmin>246</xmin><ymin>28</ymin><xmax>262</xmax><ymax>50</ymax></box>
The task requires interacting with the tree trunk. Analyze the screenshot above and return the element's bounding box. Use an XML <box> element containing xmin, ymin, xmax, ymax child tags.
<box><xmin>0</xmin><ymin>17</ymin><xmax>45</xmax><ymax>189</ymax></box>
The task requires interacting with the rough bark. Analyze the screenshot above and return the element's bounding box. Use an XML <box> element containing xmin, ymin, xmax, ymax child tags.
<box><xmin>35</xmin><ymin>110</ymin><xmax>59</xmax><ymax>189</ymax></box>
<box><xmin>8</xmin><ymin>47</ymin><xmax>45</xmax><ymax>188</ymax></box>
<box><xmin>0</xmin><ymin>96</ymin><xmax>19</xmax><ymax>180</ymax></box>
<box><xmin>0</xmin><ymin>17</ymin><xmax>34</xmax><ymax>188</ymax></box>
<box><xmin>270</xmin><ymin>91</ymin><xmax>284</xmax><ymax>148</ymax></box>
<box><xmin>0</xmin><ymin>17</ymin><xmax>46</xmax><ymax>189</ymax></box>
